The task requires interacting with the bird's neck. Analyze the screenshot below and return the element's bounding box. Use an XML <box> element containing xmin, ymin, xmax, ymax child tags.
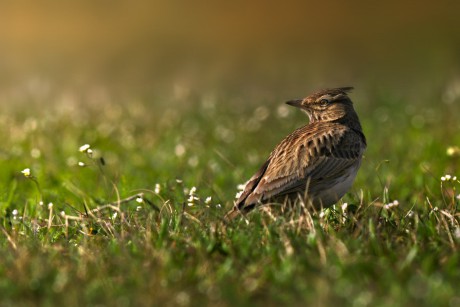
<box><xmin>309</xmin><ymin>108</ymin><xmax>363</xmax><ymax>132</ymax></box>
<box><xmin>340</xmin><ymin>110</ymin><xmax>363</xmax><ymax>131</ymax></box>
<box><xmin>334</xmin><ymin>110</ymin><xmax>367</xmax><ymax>145</ymax></box>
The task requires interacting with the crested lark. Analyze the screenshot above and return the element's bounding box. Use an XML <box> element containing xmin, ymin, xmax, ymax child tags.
<box><xmin>225</xmin><ymin>87</ymin><xmax>366</xmax><ymax>220</ymax></box>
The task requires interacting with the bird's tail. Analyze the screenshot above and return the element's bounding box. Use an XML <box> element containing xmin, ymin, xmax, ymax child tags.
<box><xmin>223</xmin><ymin>207</ymin><xmax>242</xmax><ymax>222</ymax></box>
<box><xmin>223</xmin><ymin>203</ymin><xmax>257</xmax><ymax>222</ymax></box>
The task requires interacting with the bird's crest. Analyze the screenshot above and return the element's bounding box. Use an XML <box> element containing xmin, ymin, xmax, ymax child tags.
<box><xmin>310</xmin><ymin>87</ymin><xmax>353</xmax><ymax>99</ymax></box>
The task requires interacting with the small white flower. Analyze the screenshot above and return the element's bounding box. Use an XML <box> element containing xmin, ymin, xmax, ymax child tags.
<box><xmin>456</xmin><ymin>194</ymin><xmax>460</xmax><ymax>200</ymax></box>
<box><xmin>39</xmin><ymin>201</ymin><xmax>44</xmax><ymax>206</ymax></box>
<box><xmin>86</xmin><ymin>148</ymin><xmax>93</xmax><ymax>155</ymax></box>
<box><xmin>112</xmin><ymin>212</ymin><xmax>118</xmax><ymax>219</ymax></box>
<box><xmin>176</xmin><ymin>179</ymin><xmax>183</xmax><ymax>184</ymax></box>
<box><xmin>205</xmin><ymin>196</ymin><xmax>212</xmax><ymax>204</ymax></box>
<box><xmin>175</xmin><ymin>144</ymin><xmax>186</xmax><ymax>157</ymax></box>
<box><xmin>154</xmin><ymin>183</ymin><xmax>161</xmax><ymax>194</ymax></box>
<box><xmin>187</xmin><ymin>195</ymin><xmax>194</xmax><ymax>202</ymax></box>
<box><xmin>447</xmin><ymin>146</ymin><xmax>460</xmax><ymax>157</ymax></box>
<box><xmin>78</xmin><ymin>161</ymin><xmax>85</xmax><ymax>167</ymax></box>
<box><xmin>216</xmin><ymin>204</ymin><xmax>221</xmax><ymax>209</ymax></box>
<box><xmin>384</xmin><ymin>200</ymin><xmax>399</xmax><ymax>210</ymax></box>
<box><xmin>189</xmin><ymin>186</ymin><xmax>197</xmax><ymax>195</ymax></box>
<box><xmin>136</xmin><ymin>197</ymin><xmax>143</xmax><ymax>203</ymax></box>
<box><xmin>235</xmin><ymin>191</ymin><xmax>244</xmax><ymax>199</ymax></box>
<box><xmin>21</xmin><ymin>168</ymin><xmax>31</xmax><ymax>177</ymax></box>
<box><xmin>60</xmin><ymin>211</ymin><xmax>66</xmax><ymax>217</ymax></box>
<box><xmin>136</xmin><ymin>206</ymin><xmax>142</xmax><ymax>212</ymax></box>
<box><xmin>12</xmin><ymin>209</ymin><xmax>18</xmax><ymax>216</ymax></box>
<box><xmin>187</xmin><ymin>203</ymin><xmax>194</xmax><ymax>207</ymax></box>
<box><xmin>441</xmin><ymin>174</ymin><xmax>457</xmax><ymax>182</ymax></box>
<box><xmin>79</xmin><ymin>144</ymin><xmax>91</xmax><ymax>152</ymax></box>
<box><xmin>48</xmin><ymin>202</ymin><xmax>53</xmax><ymax>209</ymax></box>
<box><xmin>341</xmin><ymin>203</ymin><xmax>348</xmax><ymax>211</ymax></box>
<box><xmin>319</xmin><ymin>211</ymin><xmax>325</xmax><ymax>218</ymax></box>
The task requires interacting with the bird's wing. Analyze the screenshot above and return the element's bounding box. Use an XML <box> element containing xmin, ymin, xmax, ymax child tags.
<box><xmin>234</xmin><ymin>123</ymin><xmax>364</xmax><ymax>211</ymax></box>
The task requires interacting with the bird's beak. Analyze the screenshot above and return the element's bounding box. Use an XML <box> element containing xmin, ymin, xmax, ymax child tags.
<box><xmin>285</xmin><ymin>99</ymin><xmax>303</xmax><ymax>108</ymax></box>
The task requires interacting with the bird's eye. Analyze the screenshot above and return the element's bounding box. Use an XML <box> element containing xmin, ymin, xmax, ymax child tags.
<box><xmin>319</xmin><ymin>99</ymin><xmax>329</xmax><ymax>106</ymax></box>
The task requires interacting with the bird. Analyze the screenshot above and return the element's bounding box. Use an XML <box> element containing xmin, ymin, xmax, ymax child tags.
<box><xmin>224</xmin><ymin>87</ymin><xmax>366</xmax><ymax>221</ymax></box>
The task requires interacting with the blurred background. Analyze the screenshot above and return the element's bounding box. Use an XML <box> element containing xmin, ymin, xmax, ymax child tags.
<box><xmin>1</xmin><ymin>0</ymin><xmax>460</xmax><ymax>107</ymax></box>
<box><xmin>2</xmin><ymin>3</ymin><xmax>460</xmax><ymax>305</ymax></box>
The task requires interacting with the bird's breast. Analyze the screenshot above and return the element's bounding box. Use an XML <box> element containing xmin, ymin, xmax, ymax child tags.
<box><xmin>310</xmin><ymin>160</ymin><xmax>361</xmax><ymax>207</ymax></box>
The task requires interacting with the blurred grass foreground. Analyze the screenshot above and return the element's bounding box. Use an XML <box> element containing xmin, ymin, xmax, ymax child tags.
<box><xmin>1</xmin><ymin>1</ymin><xmax>460</xmax><ymax>306</ymax></box>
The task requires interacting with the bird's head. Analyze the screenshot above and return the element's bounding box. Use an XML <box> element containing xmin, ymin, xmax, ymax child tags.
<box><xmin>286</xmin><ymin>87</ymin><xmax>354</xmax><ymax>122</ymax></box>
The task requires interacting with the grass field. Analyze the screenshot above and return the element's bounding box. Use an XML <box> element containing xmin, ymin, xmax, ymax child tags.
<box><xmin>1</xmin><ymin>85</ymin><xmax>460</xmax><ymax>306</ymax></box>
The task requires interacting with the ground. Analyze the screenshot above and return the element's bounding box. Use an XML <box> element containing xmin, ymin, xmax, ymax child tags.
<box><xmin>1</xmin><ymin>87</ymin><xmax>459</xmax><ymax>306</ymax></box>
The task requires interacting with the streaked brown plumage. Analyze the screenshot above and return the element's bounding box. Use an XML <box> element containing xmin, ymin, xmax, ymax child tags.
<box><xmin>225</xmin><ymin>87</ymin><xmax>366</xmax><ymax>220</ymax></box>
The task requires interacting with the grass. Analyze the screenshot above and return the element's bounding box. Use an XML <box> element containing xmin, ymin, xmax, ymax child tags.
<box><xmin>1</xmin><ymin>88</ymin><xmax>460</xmax><ymax>306</ymax></box>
